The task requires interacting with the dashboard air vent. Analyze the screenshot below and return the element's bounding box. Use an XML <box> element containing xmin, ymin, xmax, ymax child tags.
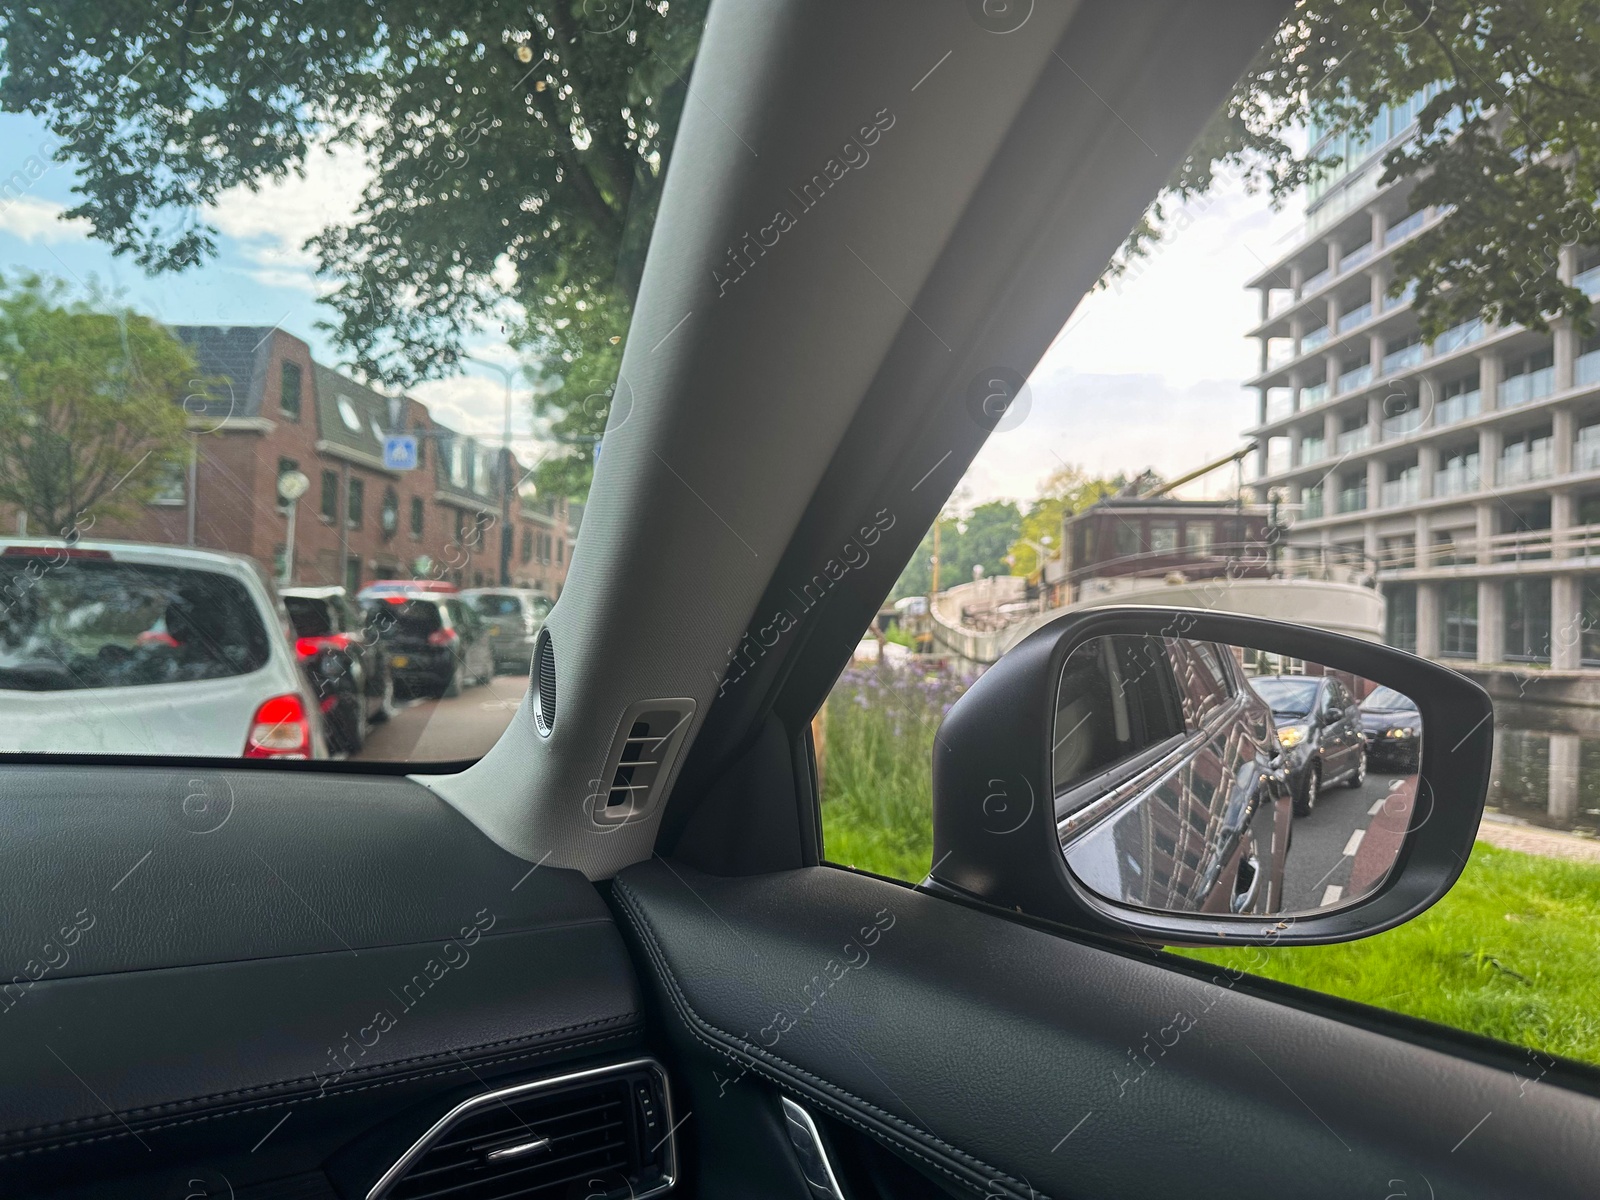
<box><xmin>590</xmin><ymin>700</ymin><xmax>695</xmax><ymax>826</ymax></box>
<box><xmin>370</xmin><ymin>1059</ymin><xmax>676</xmax><ymax>1200</ymax></box>
<box><xmin>534</xmin><ymin>629</ymin><xmax>556</xmax><ymax>735</ymax></box>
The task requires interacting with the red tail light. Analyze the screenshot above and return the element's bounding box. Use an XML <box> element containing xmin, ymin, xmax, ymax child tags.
<box><xmin>245</xmin><ymin>693</ymin><xmax>312</xmax><ymax>759</ymax></box>
<box><xmin>295</xmin><ymin>633</ymin><xmax>353</xmax><ymax>658</ymax></box>
<box><xmin>427</xmin><ymin>628</ymin><xmax>457</xmax><ymax>647</ymax></box>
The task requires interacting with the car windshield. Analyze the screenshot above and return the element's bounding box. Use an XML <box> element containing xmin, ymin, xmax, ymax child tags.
<box><xmin>1362</xmin><ymin>685</ymin><xmax>1417</xmax><ymax>711</ymax></box>
<box><xmin>472</xmin><ymin>595</ymin><xmax>521</xmax><ymax>617</ymax></box>
<box><xmin>1249</xmin><ymin>678</ymin><xmax>1321</xmax><ymax>720</ymax></box>
<box><xmin>0</xmin><ymin>556</ymin><xmax>269</xmax><ymax>690</ymax></box>
<box><xmin>284</xmin><ymin>597</ymin><xmax>335</xmax><ymax>637</ymax></box>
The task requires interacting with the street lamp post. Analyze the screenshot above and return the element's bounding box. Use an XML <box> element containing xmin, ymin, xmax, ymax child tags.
<box><xmin>276</xmin><ymin>469</ymin><xmax>311</xmax><ymax>586</ymax></box>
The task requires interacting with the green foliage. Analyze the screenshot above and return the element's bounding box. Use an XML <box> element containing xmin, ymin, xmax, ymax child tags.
<box><xmin>0</xmin><ymin>274</ymin><xmax>193</xmax><ymax>534</ymax></box>
<box><xmin>892</xmin><ymin>500</ymin><xmax>1023</xmax><ymax>600</ymax></box>
<box><xmin>0</xmin><ymin>0</ymin><xmax>710</xmax><ymax>500</ymax></box>
<box><xmin>1178</xmin><ymin>842</ymin><xmax>1600</xmax><ymax>1066</ymax></box>
<box><xmin>1106</xmin><ymin>1</ymin><xmax>1600</xmax><ymax>339</ymax></box>
<box><xmin>1008</xmin><ymin>464</ymin><xmax>1124</xmax><ymax>577</ymax></box>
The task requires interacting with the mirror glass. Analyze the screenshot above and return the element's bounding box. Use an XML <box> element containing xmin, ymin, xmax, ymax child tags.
<box><xmin>1054</xmin><ymin>635</ymin><xmax>1422</xmax><ymax>919</ymax></box>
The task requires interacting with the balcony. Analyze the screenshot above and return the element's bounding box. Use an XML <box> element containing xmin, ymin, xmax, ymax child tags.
<box><xmin>1337</xmin><ymin>302</ymin><xmax>1373</xmax><ymax>334</ymax></box>
<box><xmin>1381</xmin><ymin>475</ymin><xmax>1421</xmax><ymax>507</ymax></box>
<box><xmin>1340</xmin><ymin>242</ymin><xmax>1374</xmax><ymax>272</ymax></box>
<box><xmin>1335</xmin><ymin>425</ymin><xmax>1370</xmax><ymax>454</ymax></box>
<box><xmin>1577</xmin><ymin>347</ymin><xmax>1600</xmax><ymax>388</ymax></box>
<box><xmin>1301</xmin><ymin>381</ymin><xmax>1329</xmax><ymax>407</ymax></box>
<box><xmin>1301</xmin><ymin>325</ymin><xmax>1331</xmax><ymax>353</ymax></box>
<box><xmin>1498</xmin><ymin>441</ymin><xmax>1554</xmax><ymax>486</ymax></box>
<box><xmin>1336</xmin><ymin>486</ymin><xmax>1368</xmax><ymax>514</ymax></box>
<box><xmin>1302</xmin><ymin>490</ymin><xmax>1325</xmax><ymax>519</ymax></box>
<box><xmin>1434</xmin><ymin>388</ymin><xmax>1480</xmax><ymax>427</ymax></box>
<box><xmin>1385</xmin><ymin>209</ymin><xmax>1427</xmax><ymax>243</ymax></box>
<box><xmin>1435</xmin><ymin>317</ymin><xmax>1485</xmax><ymax>354</ymax></box>
<box><xmin>1434</xmin><ymin>464</ymin><xmax>1481</xmax><ymax>497</ymax></box>
<box><xmin>1578</xmin><ymin>427</ymin><xmax>1600</xmax><ymax>471</ymax></box>
<box><xmin>1576</xmin><ymin>264</ymin><xmax>1600</xmax><ymax>297</ymax></box>
<box><xmin>1500</xmin><ymin>366</ymin><xmax>1554</xmax><ymax>408</ymax></box>
<box><xmin>1337</xmin><ymin>362</ymin><xmax>1373</xmax><ymax>394</ymax></box>
<box><xmin>1383</xmin><ymin>280</ymin><xmax>1418</xmax><ymax>312</ymax></box>
<box><xmin>1382</xmin><ymin>407</ymin><xmax>1425</xmax><ymax>438</ymax></box>
<box><xmin>1382</xmin><ymin>341</ymin><xmax>1424</xmax><ymax>374</ymax></box>
<box><xmin>1297</xmin><ymin>437</ymin><xmax>1326</xmax><ymax>466</ymax></box>
<box><xmin>1302</xmin><ymin>266</ymin><xmax>1332</xmax><ymax>295</ymax></box>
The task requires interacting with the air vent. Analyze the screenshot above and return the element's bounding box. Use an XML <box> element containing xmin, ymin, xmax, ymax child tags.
<box><xmin>534</xmin><ymin>629</ymin><xmax>556</xmax><ymax>735</ymax></box>
<box><xmin>369</xmin><ymin>1059</ymin><xmax>676</xmax><ymax>1200</ymax></box>
<box><xmin>590</xmin><ymin>700</ymin><xmax>696</xmax><ymax>826</ymax></box>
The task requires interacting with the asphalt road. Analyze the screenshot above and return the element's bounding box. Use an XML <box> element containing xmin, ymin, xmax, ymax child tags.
<box><xmin>355</xmin><ymin>672</ymin><xmax>529</xmax><ymax>763</ymax></box>
<box><xmin>1281</xmin><ymin>767</ymin><xmax>1416</xmax><ymax>913</ymax></box>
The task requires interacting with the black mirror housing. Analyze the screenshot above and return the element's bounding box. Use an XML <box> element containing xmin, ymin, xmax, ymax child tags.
<box><xmin>928</xmin><ymin>606</ymin><xmax>1493</xmax><ymax>947</ymax></box>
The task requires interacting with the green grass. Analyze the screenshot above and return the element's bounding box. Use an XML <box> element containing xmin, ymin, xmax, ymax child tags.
<box><xmin>820</xmin><ymin>668</ymin><xmax>1600</xmax><ymax>1065</ymax></box>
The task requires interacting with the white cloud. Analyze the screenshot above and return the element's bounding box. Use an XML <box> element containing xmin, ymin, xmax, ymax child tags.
<box><xmin>209</xmin><ymin>142</ymin><xmax>371</xmax><ymax>292</ymax></box>
<box><xmin>408</xmin><ymin>372</ymin><xmax>553</xmax><ymax>470</ymax></box>
<box><xmin>0</xmin><ymin>195</ymin><xmax>90</xmax><ymax>243</ymax></box>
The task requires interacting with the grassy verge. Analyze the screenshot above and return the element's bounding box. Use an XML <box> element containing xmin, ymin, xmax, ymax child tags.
<box><xmin>820</xmin><ymin>665</ymin><xmax>1600</xmax><ymax>1066</ymax></box>
<box><xmin>1177</xmin><ymin>841</ymin><xmax>1600</xmax><ymax>1066</ymax></box>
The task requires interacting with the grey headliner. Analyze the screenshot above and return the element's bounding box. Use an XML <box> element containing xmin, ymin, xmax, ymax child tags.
<box><xmin>419</xmin><ymin>0</ymin><xmax>1282</xmax><ymax>878</ymax></box>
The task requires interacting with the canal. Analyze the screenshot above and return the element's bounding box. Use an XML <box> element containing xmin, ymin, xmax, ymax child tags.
<box><xmin>1489</xmin><ymin>702</ymin><xmax>1600</xmax><ymax>836</ymax></box>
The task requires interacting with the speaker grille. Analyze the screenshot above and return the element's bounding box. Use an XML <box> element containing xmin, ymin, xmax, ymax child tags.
<box><xmin>534</xmin><ymin>629</ymin><xmax>556</xmax><ymax>735</ymax></box>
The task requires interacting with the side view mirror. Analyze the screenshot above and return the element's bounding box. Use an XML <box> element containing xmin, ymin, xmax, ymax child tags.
<box><xmin>1323</xmin><ymin>705</ymin><xmax>1345</xmax><ymax>724</ymax></box>
<box><xmin>929</xmin><ymin>607</ymin><xmax>1492</xmax><ymax>946</ymax></box>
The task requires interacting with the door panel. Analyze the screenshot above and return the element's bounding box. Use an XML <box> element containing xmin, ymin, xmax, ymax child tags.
<box><xmin>613</xmin><ymin>859</ymin><xmax>1600</xmax><ymax>1200</ymax></box>
<box><xmin>0</xmin><ymin>767</ymin><xmax>642</xmax><ymax>1196</ymax></box>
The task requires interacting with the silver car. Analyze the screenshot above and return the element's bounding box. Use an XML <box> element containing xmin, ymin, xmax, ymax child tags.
<box><xmin>463</xmin><ymin>587</ymin><xmax>552</xmax><ymax>675</ymax></box>
<box><xmin>0</xmin><ymin>539</ymin><xmax>323</xmax><ymax>758</ymax></box>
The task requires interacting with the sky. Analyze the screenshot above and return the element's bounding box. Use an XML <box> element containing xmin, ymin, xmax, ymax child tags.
<box><xmin>0</xmin><ymin>108</ymin><xmax>1305</xmax><ymax>507</ymax></box>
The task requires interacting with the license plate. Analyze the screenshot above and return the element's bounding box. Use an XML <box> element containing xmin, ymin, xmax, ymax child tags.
<box><xmin>391</xmin><ymin>655</ymin><xmax>409</xmax><ymax>668</ymax></box>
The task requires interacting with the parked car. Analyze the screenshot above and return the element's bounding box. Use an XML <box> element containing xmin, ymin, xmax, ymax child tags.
<box><xmin>463</xmin><ymin>588</ymin><xmax>552</xmax><ymax>674</ymax></box>
<box><xmin>363</xmin><ymin>593</ymin><xmax>492</xmax><ymax>698</ymax></box>
<box><xmin>281</xmin><ymin>585</ymin><xmax>394</xmax><ymax>756</ymax></box>
<box><xmin>1056</xmin><ymin>634</ymin><xmax>1292</xmax><ymax>916</ymax></box>
<box><xmin>1249</xmin><ymin>673</ymin><xmax>1368</xmax><ymax>814</ymax></box>
<box><xmin>0</xmin><ymin>540</ymin><xmax>322</xmax><ymax>758</ymax></box>
<box><xmin>357</xmin><ymin>578</ymin><xmax>460</xmax><ymax>601</ymax></box>
<box><xmin>1359</xmin><ymin>684</ymin><xmax>1423</xmax><ymax>771</ymax></box>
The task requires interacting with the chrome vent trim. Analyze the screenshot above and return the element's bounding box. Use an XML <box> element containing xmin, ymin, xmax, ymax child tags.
<box><xmin>367</xmin><ymin>1057</ymin><xmax>676</xmax><ymax>1200</ymax></box>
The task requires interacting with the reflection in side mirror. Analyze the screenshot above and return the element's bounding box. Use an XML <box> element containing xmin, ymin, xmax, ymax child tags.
<box><xmin>1054</xmin><ymin>635</ymin><xmax>1422</xmax><ymax>919</ymax></box>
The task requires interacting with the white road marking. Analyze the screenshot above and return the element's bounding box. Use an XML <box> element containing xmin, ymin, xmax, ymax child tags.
<box><xmin>1342</xmin><ymin>829</ymin><xmax>1365</xmax><ymax>856</ymax></box>
<box><xmin>1368</xmin><ymin>797</ymin><xmax>1385</xmax><ymax>816</ymax></box>
<box><xmin>1321</xmin><ymin>884</ymin><xmax>1345</xmax><ymax>906</ymax></box>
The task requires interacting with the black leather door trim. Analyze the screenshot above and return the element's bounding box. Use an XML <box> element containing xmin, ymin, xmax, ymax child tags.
<box><xmin>613</xmin><ymin>876</ymin><xmax>1036</xmax><ymax>1199</ymax></box>
<box><xmin>613</xmin><ymin>859</ymin><xmax>1600</xmax><ymax>1200</ymax></box>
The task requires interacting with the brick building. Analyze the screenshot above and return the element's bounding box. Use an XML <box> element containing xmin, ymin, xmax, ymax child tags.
<box><xmin>11</xmin><ymin>326</ymin><xmax>575</xmax><ymax>597</ymax></box>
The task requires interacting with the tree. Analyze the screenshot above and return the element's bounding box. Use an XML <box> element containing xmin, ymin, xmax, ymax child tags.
<box><xmin>1007</xmin><ymin>465</ymin><xmax>1124</xmax><ymax>577</ymax></box>
<box><xmin>1104</xmin><ymin>1</ymin><xmax>1600</xmax><ymax>340</ymax></box>
<box><xmin>0</xmin><ymin>275</ymin><xmax>194</xmax><ymax>535</ymax></box>
<box><xmin>0</xmin><ymin>0</ymin><xmax>710</xmax><ymax>499</ymax></box>
<box><xmin>892</xmin><ymin>501</ymin><xmax>1023</xmax><ymax>600</ymax></box>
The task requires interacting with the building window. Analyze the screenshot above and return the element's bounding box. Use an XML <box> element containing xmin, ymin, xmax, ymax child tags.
<box><xmin>1385</xmin><ymin>582</ymin><xmax>1417</xmax><ymax>652</ymax></box>
<box><xmin>1148</xmin><ymin>520</ymin><xmax>1178</xmax><ymax>554</ymax></box>
<box><xmin>1581</xmin><ymin>578</ymin><xmax>1600</xmax><ymax>666</ymax></box>
<box><xmin>1112</xmin><ymin>521</ymin><xmax>1141</xmax><ymax>560</ymax></box>
<box><xmin>1441</xmin><ymin>581</ymin><xmax>1478</xmax><ymax>659</ymax></box>
<box><xmin>410</xmin><ymin>496</ymin><xmax>425</xmax><ymax>538</ymax></box>
<box><xmin>381</xmin><ymin>486</ymin><xmax>399</xmax><ymax>539</ymax></box>
<box><xmin>347</xmin><ymin>478</ymin><xmax>364</xmax><ymax>528</ymax></box>
<box><xmin>280</xmin><ymin>361</ymin><xmax>303</xmax><ymax>421</ymax></box>
<box><xmin>320</xmin><ymin>470</ymin><xmax>339</xmax><ymax>521</ymax></box>
<box><xmin>345</xmin><ymin>555</ymin><xmax>361</xmax><ymax>593</ymax></box>
<box><xmin>557</xmin><ymin>539</ymin><xmax>563</xmax><ymax>564</ymax></box>
<box><xmin>151</xmin><ymin>458</ymin><xmax>187</xmax><ymax>505</ymax></box>
<box><xmin>1504</xmin><ymin>578</ymin><xmax>1552</xmax><ymax>663</ymax></box>
<box><xmin>521</xmin><ymin>528</ymin><xmax>533</xmax><ymax>563</ymax></box>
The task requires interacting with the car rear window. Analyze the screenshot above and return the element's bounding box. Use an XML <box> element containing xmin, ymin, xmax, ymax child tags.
<box><xmin>372</xmin><ymin>599</ymin><xmax>443</xmax><ymax>638</ymax></box>
<box><xmin>284</xmin><ymin>597</ymin><xmax>334</xmax><ymax>638</ymax></box>
<box><xmin>472</xmin><ymin>595</ymin><xmax>521</xmax><ymax>617</ymax></box>
<box><xmin>0</xmin><ymin>558</ymin><xmax>270</xmax><ymax>690</ymax></box>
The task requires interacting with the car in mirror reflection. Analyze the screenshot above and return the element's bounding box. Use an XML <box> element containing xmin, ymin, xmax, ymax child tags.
<box><xmin>1249</xmin><ymin>674</ymin><xmax>1368</xmax><ymax>816</ymax></box>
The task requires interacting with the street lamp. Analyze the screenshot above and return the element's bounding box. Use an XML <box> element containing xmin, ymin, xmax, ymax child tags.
<box><xmin>462</xmin><ymin>356</ymin><xmax>521</xmax><ymax>588</ymax></box>
<box><xmin>276</xmin><ymin>469</ymin><xmax>311</xmax><ymax>586</ymax></box>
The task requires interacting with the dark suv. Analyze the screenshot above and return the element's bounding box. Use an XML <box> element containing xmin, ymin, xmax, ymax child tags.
<box><xmin>1249</xmin><ymin>674</ymin><xmax>1367</xmax><ymax>815</ymax></box>
<box><xmin>363</xmin><ymin>594</ymin><xmax>493</xmax><ymax>699</ymax></box>
<box><xmin>282</xmin><ymin>586</ymin><xmax>393</xmax><ymax>756</ymax></box>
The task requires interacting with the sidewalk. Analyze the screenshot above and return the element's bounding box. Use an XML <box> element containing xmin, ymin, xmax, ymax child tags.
<box><xmin>1476</xmin><ymin>813</ymin><xmax>1600</xmax><ymax>864</ymax></box>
